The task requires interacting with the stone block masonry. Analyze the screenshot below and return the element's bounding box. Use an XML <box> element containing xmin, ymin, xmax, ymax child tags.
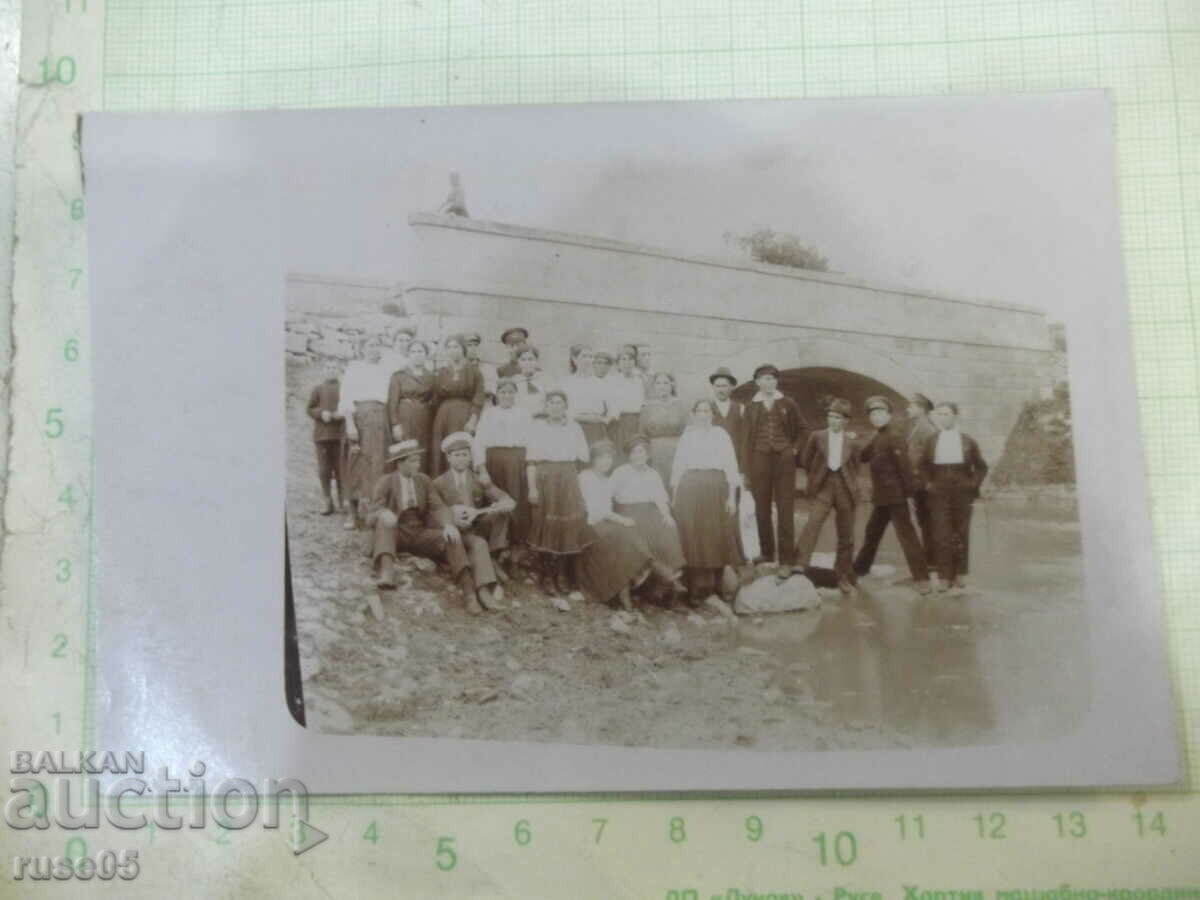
<box><xmin>403</xmin><ymin>214</ymin><xmax>1059</xmax><ymax>466</ymax></box>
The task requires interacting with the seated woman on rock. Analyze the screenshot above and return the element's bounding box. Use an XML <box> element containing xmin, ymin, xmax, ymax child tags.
<box><xmin>576</xmin><ymin>440</ymin><xmax>653</xmax><ymax>610</ymax></box>
<box><xmin>610</xmin><ymin>433</ymin><xmax>689</xmax><ymax>604</ymax></box>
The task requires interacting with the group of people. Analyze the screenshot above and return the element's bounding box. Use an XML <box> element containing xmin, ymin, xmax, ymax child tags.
<box><xmin>305</xmin><ymin>323</ymin><xmax>989</xmax><ymax>616</ymax></box>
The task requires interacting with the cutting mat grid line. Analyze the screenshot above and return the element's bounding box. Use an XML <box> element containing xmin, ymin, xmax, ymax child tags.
<box><xmin>90</xmin><ymin>0</ymin><xmax>1199</xmax><ymax>789</ymax></box>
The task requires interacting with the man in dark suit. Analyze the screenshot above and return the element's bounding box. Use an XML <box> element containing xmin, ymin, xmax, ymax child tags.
<box><xmin>852</xmin><ymin>396</ymin><xmax>931</xmax><ymax>593</ymax></box>
<box><xmin>433</xmin><ymin>431</ymin><xmax>516</xmax><ymax>584</ymax></box>
<box><xmin>794</xmin><ymin>397</ymin><xmax>859</xmax><ymax>592</ymax></box>
<box><xmin>906</xmin><ymin>392</ymin><xmax>937</xmax><ymax>550</ymax></box>
<box><xmin>370</xmin><ymin>439</ymin><xmax>505</xmax><ymax>615</ymax></box>
<box><xmin>916</xmin><ymin>401</ymin><xmax>990</xmax><ymax>592</ymax></box>
<box><xmin>709</xmin><ymin>367</ymin><xmax>745</xmax><ymax>468</ymax></box>
<box><xmin>739</xmin><ymin>364</ymin><xmax>808</xmax><ymax>569</ymax></box>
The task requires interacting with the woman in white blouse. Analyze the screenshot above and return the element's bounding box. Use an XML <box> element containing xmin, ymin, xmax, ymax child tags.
<box><xmin>610</xmin><ymin>434</ymin><xmax>689</xmax><ymax>603</ymax></box>
<box><xmin>576</xmin><ymin>440</ymin><xmax>653</xmax><ymax>610</ymax></box>
<box><xmin>511</xmin><ymin>345</ymin><xmax>553</xmax><ymax>417</ymax></box>
<box><xmin>473</xmin><ymin>377</ymin><xmax>535</xmax><ymax>569</ymax></box>
<box><xmin>563</xmin><ymin>344</ymin><xmax>609</xmax><ymax>447</ymax></box>
<box><xmin>671</xmin><ymin>398</ymin><xmax>744</xmax><ymax>605</ymax></box>
<box><xmin>525</xmin><ymin>390</ymin><xmax>594</xmax><ymax>600</ymax></box>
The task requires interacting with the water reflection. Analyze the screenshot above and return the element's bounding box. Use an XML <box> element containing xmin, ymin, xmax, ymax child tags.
<box><xmin>741</xmin><ymin>504</ymin><xmax>1088</xmax><ymax>748</ymax></box>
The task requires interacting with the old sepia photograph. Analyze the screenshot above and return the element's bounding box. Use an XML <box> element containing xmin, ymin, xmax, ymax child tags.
<box><xmin>286</xmin><ymin>100</ymin><xmax>1088</xmax><ymax>753</ymax></box>
<box><xmin>84</xmin><ymin>95</ymin><xmax>1178</xmax><ymax>791</ymax></box>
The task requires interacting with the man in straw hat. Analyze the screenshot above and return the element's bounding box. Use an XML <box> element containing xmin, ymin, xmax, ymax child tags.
<box><xmin>369</xmin><ymin>439</ymin><xmax>499</xmax><ymax>614</ymax></box>
<box><xmin>852</xmin><ymin>396</ymin><xmax>931</xmax><ymax>594</ymax></box>
<box><xmin>794</xmin><ymin>397</ymin><xmax>860</xmax><ymax>593</ymax></box>
<box><xmin>433</xmin><ymin>431</ymin><xmax>516</xmax><ymax>589</ymax></box>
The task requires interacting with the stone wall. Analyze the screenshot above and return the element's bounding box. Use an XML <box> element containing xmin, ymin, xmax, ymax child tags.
<box><xmin>285</xmin><ymin>272</ymin><xmax>416</xmax><ymax>360</ymax></box>
<box><xmin>402</xmin><ymin>213</ymin><xmax>1057</xmax><ymax>465</ymax></box>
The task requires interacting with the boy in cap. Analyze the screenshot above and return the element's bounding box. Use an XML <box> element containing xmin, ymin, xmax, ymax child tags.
<box><xmin>916</xmin><ymin>401</ymin><xmax>990</xmax><ymax>592</ymax></box>
<box><xmin>739</xmin><ymin>364</ymin><xmax>808</xmax><ymax>570</ymax></box>
<box><xmin>306</xmin><ymin>360</ymin><xmax>348</xmax><ymax>515</ymax></box>
<box><xmin>852</xmin><ymin>396</ymin><xmax>931</xmax><ymax>593</ymax></box>
<box><xmin>794</xmin><ymin>397</ymin><xmax>859</xmax><ymax>592</ymax></box>
<box><xmin>433</xmin><ymin>431</ymin><xmax>516</xmax><ymax>586</ymax></box>
<box><xmin>370</xmin><ymin>440</ymin><xmax>502</xmax><ymax>615</ymax></box>
<box><xmin>906</xmin><ymin>392</ymin><xmax>937</xmax><ymax>549</ymax></box>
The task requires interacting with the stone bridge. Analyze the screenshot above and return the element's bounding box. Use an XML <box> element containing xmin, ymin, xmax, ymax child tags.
<box><xmin>402</xmin><ymin>213</ymin><xmax>1055</xmax><ymax>464</ymax></box>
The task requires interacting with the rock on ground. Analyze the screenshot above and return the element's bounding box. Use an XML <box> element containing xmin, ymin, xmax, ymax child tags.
<box><xmin>735</xmin><ymin>574</ymin><xmax>821</xmax><ymax>615</ymax></box>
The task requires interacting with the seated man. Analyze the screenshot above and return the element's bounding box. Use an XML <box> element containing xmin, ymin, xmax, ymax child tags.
<box><xmin>369</xmin><ymin>439</ymin><xmax>504</xmax><ymax>615</ymax></box>
<box><xmin>432</xmin><ymin>432</ymin><xmax>516</xmax><ymax>582</ymax></box>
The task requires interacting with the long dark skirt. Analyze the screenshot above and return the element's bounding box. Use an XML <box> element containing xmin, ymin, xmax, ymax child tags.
<box><xmin>649</xmin><ymin>435</ymin><xmax>680</xmax><ymax>489</ymax></box>
<box><xmin>485</xmin><ymin>446</ymin><xmax>530</xmax><ymax>544</ymax></box>
<box><xmin>348</xmin><ymin>401</ymin><xmax>389</xmax><ymax>502</ymax></box>
<box><xmin>609</xmin><ymin>412</ymin><xmax>641</xmax><ymax>461</ymax></box>
<box><xmin>430</xmin><ymin>397</ymin><xmax>473</xmax><ymax>477</ymax></box>
<box><xmin>578</xmin><ymin>520</ymin><xmax>651</xmax><ymax>603</ymax></box>
<box><xmin>614</xmin><ymin>501</ymin><xmax>685</xmax><ymax>572</ymax></box>
<box><xmin>579</xmin><ymin>421</ymin><xmax>608</xmax><ymax>449</ymax></box>
<box><xmin>393</xmin><ymin>398</ymin><xmax>433</xmax><ymax>473</ymax></box>
<box><xmin>528</xmin><ymin>461</ymin><xmax>595</xmax><ymax>555</ymax></box>
<box><xmin>675</xmin><ymin>469</ymin><xmax>742</xmax><ymax>568</ymax></box>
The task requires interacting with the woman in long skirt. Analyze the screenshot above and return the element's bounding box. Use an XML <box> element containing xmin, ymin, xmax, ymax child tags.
<box><xmin>386</xmin><ymin>339</ymin><xmax>436</xmax><ymax>474</ymax></box>
<box><xmin>611</xmin><ymin>434</ymin><xmax>689</xmax><ymax>600</ymax></box>
<box><xmin>526</xmin><ymin>390</ymin><xmax>595</xmax><ymax>600</ymax></box>
<box><xmin>339</xmin><ymin>341</ymin><xmax>391</xmax><ymax>526</ymax></box>
<box><xmin>577</xmin><ymin>440</ymin><xmax>653</xmax><ymax>609</ymax></box>
<box><xmin>429</xmin><ymin>334</ymin><xmax>485</xmax><ymax>478</ymax></box>
<box><xmin>473</xmin><ymin>377</ymin><xmax>534</xmax><ymax>569</ymax></box>
<box><xmin>638</xmin><ymin>372</ymin><xmax>689</xmax><ymax>488</ymax></box>
<box><xmin>563</xmin><ymin>344</ymin><xmax>609</xmax><ymax>448</ymax></box>
<box><xmin>671</xmin><ymin>399</ymin><xmax>743</xmax><ymax>604</ymax></box>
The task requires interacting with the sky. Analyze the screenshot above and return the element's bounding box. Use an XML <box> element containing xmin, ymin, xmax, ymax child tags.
<box><xmin>260</xmin><ymin>92</ymin><xmax>1116</xmax><ymax>320</ymax></box>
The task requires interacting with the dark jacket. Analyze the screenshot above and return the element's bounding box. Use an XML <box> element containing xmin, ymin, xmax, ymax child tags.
<box><xmin>917</xmin><ymin>431</ymin><xmax>989</xmax><ymax>499</ymax></box>
<box><xmin>907</xmin><ymin>416</ymin><xmax>938</xmax><ymax>471</ymax></box>
<box><xmin>739</xmin><ymin>394</ymin><xmax>808</xmax><ymax>466</ymax></box>
<box><xmin>800</xmin><ymin>428</ymin><xmax>861</xmax><ymax>499</ymax></box>
<box><xmin>433</xmin><ymin>468</ymin><xmax>513</xmax><ymax>512</ymax></box>
<box><xmin>860</xmin><ymin>422</ymin><xmax>917</xmax><ymax>506</ymax></box>
<box><xmin>307</xmin><ymin>379</ymin><xmax>346</xmax><ymax>442</ymax></box>
<box><xmin>711</xmin><ymin>398</ymin><xmax>746</xmax><ymax>472</ymax></box>
<box><xmin>371</xmin><ymin>470</ymin><xmax>451</xmax><ymax>527</ymax></box>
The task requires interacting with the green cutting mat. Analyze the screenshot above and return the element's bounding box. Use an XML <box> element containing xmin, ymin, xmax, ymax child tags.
<box><xmin>5</xmin><ymin>0</ymin><xmax>1199</xmax><ymax>894</ymax></box>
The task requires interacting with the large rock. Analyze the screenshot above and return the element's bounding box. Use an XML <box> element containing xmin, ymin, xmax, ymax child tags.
<box><xmin>735</xmin><ymin>574</ymin><xmax>821</xmax><ymax>615</ymax></box>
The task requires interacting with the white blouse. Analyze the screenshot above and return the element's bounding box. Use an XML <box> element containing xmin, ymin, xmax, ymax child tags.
<box><xmin>578</xmin><ymin>469</ymin><xmax>616</xmax><ymax>525</ymax></box>
<box><xmin>472</xmin><ymin>404</ymin><xmax>534</xmax><ymax>459</ymax></box>
<box><xmin>604</xmin><ymin>373</ymin><xmax>645</xmax><ymax>416</ymax></box>
<box><xmin>511</xmin><ymin>371</ymin><xmax>554</xmax><ymax>416</ymax></box>
<box><xmin>563</xmin><ymin>374</ymin><xmax>608</xmax><ymax>419</ymax></box>
<box><xmin>670</xmin><ymin>424</ymin><xmax>739</xmax><ymax>492</ymax></box>
<box><xmin>610</xmin><ymin>463</ymin><xmax>670</xmax><ymax>506</ymax></box>
<box><xmin>337</xmin><ymin>359</ymin><xmax>389</xmax><ymax>414</ymax></box>
<box><xmin>526</xmin><ymin>419</ymin><xmax>590</xmax><ymax>464</ymax></box>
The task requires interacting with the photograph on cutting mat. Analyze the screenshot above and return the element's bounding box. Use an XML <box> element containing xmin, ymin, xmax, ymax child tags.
<box><xmin>85</xmin><ymin>95</ymin><xmax>1179</xmax><ymax>790</ymax></box>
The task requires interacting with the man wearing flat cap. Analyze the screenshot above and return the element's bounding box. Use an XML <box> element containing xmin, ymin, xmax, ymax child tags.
<box><xmin>852</xmin><ymin>396</ymin><xmax>931</xmax><ymax>593</ymax></box>
<box><xmin>739</xmin><ymin>364</ymin><xmax>809</xmax><ymax>570</ymax></box>
<box><xmin>795</xmin><ymin>397</ymin><xmax>860</xmax><ymax>592</ymax></box>
<box><xmin>496</xmin><ymin>327</ymin><xmax>530</xmax><ymax>379</ymax></box>
<box><xmin>370</xmin><ymin>439</ymin><xmax>502</xmax><ymax>615</ymax></box>
<box><xmin>433</xmin><ymin>431</ymin><xmax>516</xmax><ymax>601</ymax></box>
<box><xmin>906</xmin><ymin>392</ymin><xmax>937</xmax><ymax>549</ymax></box>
